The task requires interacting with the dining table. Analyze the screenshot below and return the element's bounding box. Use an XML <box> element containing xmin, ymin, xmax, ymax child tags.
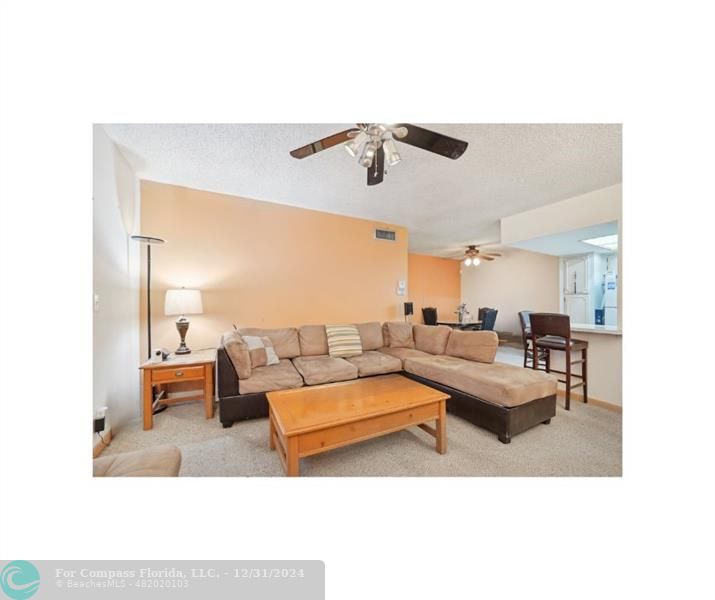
<box><xmin>436</xmin><ymin>321</ymin><xmax>482</xmax><ymax>330</ymax></box>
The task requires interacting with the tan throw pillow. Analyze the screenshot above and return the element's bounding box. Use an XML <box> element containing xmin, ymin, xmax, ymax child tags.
<box><xmin>387</xmin><ymin>321</ymin><xmax>415</xmax><ymax>349</ymax></box>
<box><xmin>325</xmin><ymin>325</ymin><xmax>363</xmax><ymax>358</ymax></box>
<box><xmin>242</xmin><ymin>335</ymin><xmax>280</xmax><ymax>368</ymax></box>
<box><xmin>222</xmin><ymin>331</ymin><xmax>251</xmax><ymax>379</ymax></box>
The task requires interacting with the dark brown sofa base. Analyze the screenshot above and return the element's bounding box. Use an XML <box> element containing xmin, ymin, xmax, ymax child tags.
<box><xmin>220</xmin><ymin>393</ymin><xmax>268</xmax><ymax>427</ymax></box>
<box><xmin>402</xmin><ymin>372</ymin><xmax>556</xmax><ymax>444</ymax></box>
<box><xmin>217</xmin><ymin>347</ymin><xmax>556</xmax><ymax>442</ymax></box>
<box><xmin>217</xmin><ymin>346</ymin><xmax>269</xmax><ymax>427</ymax></box>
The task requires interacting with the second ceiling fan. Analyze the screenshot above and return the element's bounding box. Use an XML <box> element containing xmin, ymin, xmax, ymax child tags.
<box><xmin>461</xmin><ymin>245</ymin><xmax>501</xmax><ymax>266</ymax></box>
<box><xmin>289</xmin><ymin>123</ymin><xmax>468</xmax><ymax>186</ymax></box>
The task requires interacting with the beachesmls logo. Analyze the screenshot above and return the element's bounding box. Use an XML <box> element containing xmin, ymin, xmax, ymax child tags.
<box><xmin>1</xmin><ymin>562</ymin><xmax>40</xmax><ymax>599</ymax></box>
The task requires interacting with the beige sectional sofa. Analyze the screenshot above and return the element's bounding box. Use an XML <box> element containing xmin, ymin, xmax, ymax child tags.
<box><xmin>218</xmin><ymin>321</ymin><xmax>557</xmax><ymax>443</ymax></box>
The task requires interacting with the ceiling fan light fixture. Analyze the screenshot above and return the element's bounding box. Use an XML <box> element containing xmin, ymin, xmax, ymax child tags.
<box><xmin>464</xmin><ymin>257</ymin><xmax>472</xmax><ymax>266</ymax></box>
<box><xmin>359</xmin><ymin>141</ymin><xmax>378</xmax><ymax>168</ymax></box>
<box><xmin>383</xmin><ymin>138</ymin><xmax>401</xmax><ymax>166</ymax></box>
<box><xmin>344</xmin><ymin>131</ymin><xmax>367</xmax><ymax>157</ymax></box>
<box><xmin>472</xmin><ymin>258</ymin><xmax>480</xmax><ymax>266</ymax></box>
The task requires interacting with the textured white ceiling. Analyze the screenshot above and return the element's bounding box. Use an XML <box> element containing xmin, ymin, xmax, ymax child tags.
<box><xmin>509</xmin><ymin>221</ymin><xmax>618</xmax><ymax>256</ymax></box>
<box><xmin>103</xmin><ymin>123</ymin><xmax>621</xmax><ymax>256</ymax></box>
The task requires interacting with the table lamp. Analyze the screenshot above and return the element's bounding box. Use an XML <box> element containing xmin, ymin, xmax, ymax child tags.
<box><xmin>164</xmin><ymin>288</ymin><xmax>203</xmax><ymax>354</ymax></box>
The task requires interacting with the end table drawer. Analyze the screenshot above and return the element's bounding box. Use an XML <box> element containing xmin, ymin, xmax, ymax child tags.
<box><xmin>152</xmin><ymin>365</ymin><xmax>205</xmax><ymax>383</ymax></box>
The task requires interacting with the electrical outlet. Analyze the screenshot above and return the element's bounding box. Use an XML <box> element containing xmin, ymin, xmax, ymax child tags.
<box><xmin>94</xmin><ymin>416</ymin><xmax>105</xmax><ymax>434</ymax></box>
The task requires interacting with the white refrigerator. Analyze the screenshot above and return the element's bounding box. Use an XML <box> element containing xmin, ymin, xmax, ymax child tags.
<box><xmin>602</xmin><ymin>271</ymin><xmax>618</xmax><ymax>326</ymax></box>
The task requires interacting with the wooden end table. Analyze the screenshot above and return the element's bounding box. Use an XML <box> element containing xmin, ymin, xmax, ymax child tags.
<box><xmin>139</xmin><ymin>348</ymin><xmax>216</xmax><ymax>430</ymax></box>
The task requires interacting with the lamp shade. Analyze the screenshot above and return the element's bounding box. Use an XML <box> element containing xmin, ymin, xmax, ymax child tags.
<box><xmin>164</xmin><ymin>288</ymin><xmax>203</xmax><ymax>316</ymax></box>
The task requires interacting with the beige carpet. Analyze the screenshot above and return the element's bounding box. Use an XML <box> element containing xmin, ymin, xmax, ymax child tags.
<box><xmin>104</xmin><ymin>400</ymin><xmax>621</xmax><ymax>477</ymax></box>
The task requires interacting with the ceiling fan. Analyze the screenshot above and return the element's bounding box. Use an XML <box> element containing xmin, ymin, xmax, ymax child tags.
<box><xmin>289</xmin><ymin>123</ymin><xmax>468</xmax><ymax>186</ymax></box>
<box><xmin>459</xmin><ymin>245</ymin><xmax>502</xmax><ymax>266</ymax></box>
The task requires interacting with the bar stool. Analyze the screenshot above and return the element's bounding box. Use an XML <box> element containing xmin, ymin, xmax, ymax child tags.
<box><xmin>518</xmin><ymin>310</ymin><xmax>549</xmax><ymax>370</ymax></box>
<box><xmin>529</xmin><ymin>313</ymin><xmax>588</xmax><ymax>410</ymax></box>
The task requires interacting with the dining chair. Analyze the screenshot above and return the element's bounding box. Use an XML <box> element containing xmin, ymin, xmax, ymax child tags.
<box><xmin>479</xmin><ymin>308</ymin><xmax>498</xmax><ymax>331</ymax></box>
<box><xmin>518</xmin><ymin>310</ymin><xmax>548</xmax><ymax>370</ymax></box>
<box><xmin>529</xmin><ymin>313</ymin><xmax>588</xmax><ymax>410</ymax></box>
<box><xmin>421</xmin><ymin>307</ymin><xmax>438</xmax><ymax>326</ymax></box>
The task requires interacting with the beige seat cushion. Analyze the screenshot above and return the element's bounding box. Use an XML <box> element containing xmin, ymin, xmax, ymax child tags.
<box><xmin>377</xmin><ymin>346</ymin><xmax>432</xmax><ymax>366</ymax></box>
<box><xmin>93</xmin><ymin>445</ymin><xmax>181</xmax><ymax>477</ymax></box>
<box><xmin>354</xmin><ymin>322</ymin><xmax>384</xmax><ymax>351</ymax></box>
<box><xmin>413</xmin><ymin>324</ymin><xmax>452</xmax><ymax>355</ymax></box>
<box><xmin>238</xmin><ymin>327</ymin><xmax>300</xmax><ymax>359</ymax></box>
<box><xmin>239</xmin><ymin>358</ymin><xmax>304</xmax><ymax>394</ymax></box>
<box><xmin>345</xmin><ymin>350</ymin><xmax>402</xmax><ymax>377</ymax></box>
<box><xmin>404</xmin><ymin>355</ymin><xmax>557</xmax><ymax>408</ymax></box>
<box><xmin>292</xmin><ymin>355</ymin><xmax>358</xmax><ymax>386</ymax></box>
<box><xmin>384</xmin><ymin>321</ymin><xmax>415</xmax><ymax>348</ymax></box>
<box><xmin>299</xmin><ymin>325</ymin><xmax>329</xmax><ymax>356</ymax></box>
<box><xmin>445</xmin><ymin>330</ymin><xmax>499</xmax><ymax>364</ymax></box>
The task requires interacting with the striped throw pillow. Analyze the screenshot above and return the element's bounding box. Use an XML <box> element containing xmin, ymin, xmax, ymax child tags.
<box><xmin>325</xmin><ymin>325</ymin><xmax>363</xmax><ymax>358</ymax></box>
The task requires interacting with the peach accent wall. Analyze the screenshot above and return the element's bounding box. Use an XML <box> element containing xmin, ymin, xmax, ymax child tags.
<box><xmin>407</xmin><ymin>253</ymin><xmax>461</xmax><ymax>323</ymax></box>
<box><xmin>139</xmin><ymin>181</ymin><xmax>408</xmax><ymax>352</ymax></box>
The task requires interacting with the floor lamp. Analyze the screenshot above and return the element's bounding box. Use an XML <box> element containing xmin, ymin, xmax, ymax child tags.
<box><xmin>131</xmin><ymin>234</ymin><xmax>167</xmax><ymax>415</ymax></box>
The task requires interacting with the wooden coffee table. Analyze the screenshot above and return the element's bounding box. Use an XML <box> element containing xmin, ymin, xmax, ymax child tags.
<box><xmin>266</xmin><ymin>374</ymin><xmax>449</xmax><ymax>476</ymax></box>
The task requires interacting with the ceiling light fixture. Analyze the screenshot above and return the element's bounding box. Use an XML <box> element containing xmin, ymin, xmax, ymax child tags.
<box><xmin>383</xmin><ymin>138</ymin><xmax>401</xmax><ymax>166</ymax></box>
<box><xmin>344</xmin><ymin>131</ymin><xmax>368</xmax><ymax>157</ymax></box>
<box><xmin>581</xmin><ymin>234</ymin><xmax>618</xmax><ymax>251</ymax></box>
<box><xmin>461</xmin><ymin>244</ymin><xmax>500</xmax><ymax>265</ymax></box>
<box><xmin>290</xmin><ymin>123</ymin><xmax>468</xmax><ymax>186</ymax></box>
<box><xmin>359</xmin><ymin>141</ymin><xmax>378</xmax><ymax>168</ymax></box>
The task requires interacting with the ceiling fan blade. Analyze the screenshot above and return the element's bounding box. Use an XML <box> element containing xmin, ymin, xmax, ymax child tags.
<box><xmin>478</xmin><ymin>255</ymin><xmax>495</xmax><ymax>261</ymax></box>
<box><xmin>481</xmin><ymin>252</ymin><xmax>502</xmax><ymax>257</ymax></box>
<box><xmin>289</xmin><ymin>128</ymin><xmax>359</xmax><ymax>159</ymax></box>
<box><xmin>367</xmin><ymin>146</ymin><xmax>385</xmax><ymax>186</ymax></box>
<box><xmin>393</xmin><ymin>123</ymin><xmax>468</xmax><ymax>160</ymax></box>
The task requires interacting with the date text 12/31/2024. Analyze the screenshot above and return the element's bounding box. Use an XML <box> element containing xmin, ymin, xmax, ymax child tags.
<box><xmin>55</xmin><ymin>567</ymin><xmax>306</xmax><ymax>579</ymax></box>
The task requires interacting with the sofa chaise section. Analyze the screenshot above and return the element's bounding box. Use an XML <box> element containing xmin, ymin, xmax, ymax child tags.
<box><xmin>403</xmin><ymin>330</ymin><xmax>557</xmax><ymax>443</ymax></box>
<box><xmin>403</xmin><ymin>356</ymin><xmax>556</xmax><ymax>409</ymax></box>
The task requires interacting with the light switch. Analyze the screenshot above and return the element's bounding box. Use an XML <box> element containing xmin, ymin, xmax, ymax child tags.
<box><xmin>94</xmin><ymin>294</ymin><xmax>100</xmax><ymax>313</ymax></box>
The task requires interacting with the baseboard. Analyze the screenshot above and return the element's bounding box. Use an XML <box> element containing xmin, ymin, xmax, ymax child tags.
<box><xmin>556</xmin><ymin>390</ymin><xmax>622</xmax><ymax>413</ymax></box>
<box><xmin>93</xmin><ymin>429</ymin><xmax>112</xmax><ymax>458</ymax></box>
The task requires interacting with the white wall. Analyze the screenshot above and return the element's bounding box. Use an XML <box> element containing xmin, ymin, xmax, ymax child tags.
<box><xmin>498</xmin><ymin>184</ymin><xmax>623</xmax><ymax>406</ymax></box>
<box><xmin>461</xmin><ymin>247</ymin><xmax>560</xmax><ymax>334</ymax></box>
<box><xmin>547</xmin><ymin>332</ymin><xmax>622</xmax><ymax>406</ymax></box>
<box><xmin>500</xmin><ymin>184</ymin><xmax>622</xmax><ymax>244</ymax></box>
<box><xmin>93</xmin><ymin>125</ymin><xmax>141</xmax><ymax>432</ymax></box>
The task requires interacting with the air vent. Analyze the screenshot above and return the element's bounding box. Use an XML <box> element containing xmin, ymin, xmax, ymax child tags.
<box><xmin>375</xmin><ymin>228</ymin><xmax>396</xmax><ymax>241</ymax></box>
